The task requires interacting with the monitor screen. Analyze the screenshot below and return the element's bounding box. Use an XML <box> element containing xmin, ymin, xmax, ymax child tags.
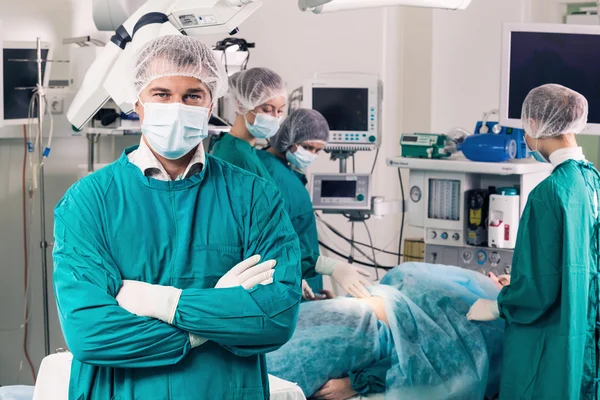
<box><xmin>312</xmin><ymin>88</ymin><xmax>369</xmax><ymax>131</ymax></box>
<box><xmin>507</xmin><ymin>31</ymin><xmax>600</xmax><ymax>124</ymax></box>
<box><xmin>321</xmin><ymin>180</ymin><xmax>357</xmax><ymax>198</ymax></box>
<box><xmin>3</xmin><ymin>48</ymin><xmax>49</xmax><ymax>121</ymax></box>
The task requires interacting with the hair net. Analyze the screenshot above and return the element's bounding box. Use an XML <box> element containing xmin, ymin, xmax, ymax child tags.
<box><xmin>521</xmin><ymin>83</ymin><xmax>588</xmax><ymax>139</ymax></box>
<box><xmin>271</xmin><ymin>109</ymin><xmax>329</xmax><ymax>153</ymax></box>
<box><xmin>134</xmin><ymin>35</ymin><xmax>228</xmax><ymax>102</ymax></box>
<box><xmin>229</xmin><ymin>68</ymin><xmax>287</xmax><ymax>113</ymax></box>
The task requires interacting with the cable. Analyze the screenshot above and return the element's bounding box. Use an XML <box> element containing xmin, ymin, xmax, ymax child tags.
<box><xmin>319</xmin><ymin>241</ymin><xmax>395</xmax><ymax>269</ymax></box>
<box><xmin>316</xmin><ymin>213</ymin><xmax>402</xmax><ymax>257</ymax></box>
<box><xmin>242</xmin><ymin>51</ymin><xmax>250</xmax><ymax>70</ymax></box>
<box><xmin>398</xmin><ymin>168</ymin><xmax>405</xmax><ymax>265</ymax></box>
<box><xmin>316</xmin><ymin>214</ymin><xmax>401</xmax><ymax>268</ymax></box>
<box><xmin>22</xmin><ymin>126</ymin><xmax>36</xmax><ymax>383</ymax></box>
<box><xmin>370</xmin><ymin>148</ymin><xmax>380</xmax><ymax>175</ymax></box>
<box><xmin>363</xmin><ymin>221</ymin><xmax>380</xmax><ymax>280</ymax></box>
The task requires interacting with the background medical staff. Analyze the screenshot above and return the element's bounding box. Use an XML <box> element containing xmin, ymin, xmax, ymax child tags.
<box><xmin>211</xmin><ymin>67</ymin><xmax>286</xmax><ymax>180</ymax></box>
<box><xmin>258</xmin><ymin>109</ymin><xmax>373</xmax><ymax>299</ymax></box>
<box><xmin>52</xmin><ymin>35</ymin><xmax>302</xmax><ymax>400</ymax></box>
<box><xmin>467</xmin><ymin>84</ymin><xmax>600</xmax><ymax>399</ymax></box>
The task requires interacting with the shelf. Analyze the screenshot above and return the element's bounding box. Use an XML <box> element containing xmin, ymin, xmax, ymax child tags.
<box><xmin>386</xmin><ymin>155</ymin><xmax>553</xmax><ymax>176</ymax></box>
<box><xmin>85</xmin><ymin>126</ymin><xmax>141</xmax><ymax>136</ymax></box>
<box><xmin>83</xmin><ymin>126</ymin><xmax>230</xmax><ymax>137</ymax></box>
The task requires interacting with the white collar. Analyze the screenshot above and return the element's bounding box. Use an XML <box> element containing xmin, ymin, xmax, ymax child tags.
<box><xmin>127</xmin><ymin>138</ymin><xmax>205</xmax><ymax>181</ymax></box>
<box><xmin>548</xmin><ymin>146</ymin><xmax>586</xmax><ymax>168</ymax></box>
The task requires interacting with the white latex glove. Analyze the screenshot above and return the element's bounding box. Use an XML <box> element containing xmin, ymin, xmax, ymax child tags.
<box><xmin>315</xmin><ymin>256</ymin><xmax>372</xmax><ymax>298</ymax></box>
<box><xmin>467</xmin><ymin>299</ymin><xmax>500</xmax><ymax>321</ymax></box>
<box><xmin>117</xmin><ymin>281</ymin><xmax>207</xmax><ymax>348</ymax></box>
<box><xmin>116</xmin><ymin>280</ymin><xmax>181</xmax><ymax>324</ymax></box>
<box><xmin>215</xmin><ymin>255</ymin><xmax>276</xmax><ymax>290</ymax></box>
<box><xmin>302</xmin><ymin>279</ymin><xmax>316</xmax><ymax>300</ymax></box>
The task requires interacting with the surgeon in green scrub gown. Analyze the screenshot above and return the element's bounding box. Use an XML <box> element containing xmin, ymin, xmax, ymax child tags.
<box><xmin>258</xmin><ymin>109</ymin><xmax>373</xmax><ymax>301</ymax></box>
<box><xmin>211</xmin><ymin>67</ymin><xmax>287</xmax><ymax>180</ymax></box>
<box><xmin>52</xmin><ymin>35</ymin><xmax>301</xmax><ymax>400</ymax></box>
<box><xmin>467</xmin><ymin>84</ymin><xmax>600</xmax><ymax>399</ymax></box>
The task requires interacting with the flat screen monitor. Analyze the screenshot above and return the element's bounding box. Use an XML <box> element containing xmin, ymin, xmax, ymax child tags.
<box><xmin>500</xmin><ymin>23</ymin><xmax>600</xmax><ymax>135</ymax></box>
<box><xmin>2</xmin><ymin>41</ymin><xmax>52</xmax><ymax>126</ymax></box>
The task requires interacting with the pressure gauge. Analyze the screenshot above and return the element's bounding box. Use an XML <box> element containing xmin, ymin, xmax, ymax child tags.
<box><xmin>490</xmin><ymin>252</ymin><xmax>501</xmax><ymax>266</ymax></box>
<box><xmin>410</xmin><ymin>186</ymin><xmax>422</xmax><ymax>202</ymax></box>
<box><xmin>475</xmin><ymin>250</ymin><xmax>487</xmax><ymax>265</ymax></box>
<box><xmin>462</xmin><ymin>250</ymin><xmax>473</xmax><ymax>263</ymax></box>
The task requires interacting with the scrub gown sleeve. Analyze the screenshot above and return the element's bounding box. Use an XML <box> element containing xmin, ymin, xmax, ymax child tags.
<box><xmin>53</xmin><ymin>186</ymin><xmax>193</xmax><ymax>368</ymax></box>
<box><xmin>293</xmin><ymin>212</ymin><xmax>321</xmax><ymax>286</ymax></box>
<box><xmin>171</xmin><ymin>182</ymin><xmax>303</xmax><ymax>355</ymax></box>
<box><xmin>497</xmin><ymin>197</ymin><xmax>562</xmax><ymax>324</ymax></box>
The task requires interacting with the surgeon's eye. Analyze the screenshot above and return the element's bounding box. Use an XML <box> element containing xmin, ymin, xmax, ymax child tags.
<box><xmin>153</xmin><ymin>93</ymin><xmax>170</xmax><ymax>100</ymax></box>
<box><xmin>184</xmin><ymin>94</ymin><xmax>204</xmax><ymax>105</ymax></box>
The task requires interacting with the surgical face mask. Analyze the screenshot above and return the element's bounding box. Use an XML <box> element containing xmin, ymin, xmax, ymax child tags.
<box><xmin>286</xmin><ymin>145</ymin><xmax>317</xmax><ymax>170</ymax></box>
<box><xmin>140</xmin><ymin>101</ymin><xmax>210</xmax><ymax>160</ymax></box>
<box><xmin>245</xmin><ymin>112</ymin><xmax>282</xmax><ymax>139</ymax></box>
<box><xmin>526</xmin><ymin>138</ymin><xmax>548</xmax><ymax>163</ymax></box>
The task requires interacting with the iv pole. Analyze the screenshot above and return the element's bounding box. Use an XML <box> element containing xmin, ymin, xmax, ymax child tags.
<box><xmin>35</xmin><ymin>37</ymin><xmax>51</xmax><ymax>357</ymax></box>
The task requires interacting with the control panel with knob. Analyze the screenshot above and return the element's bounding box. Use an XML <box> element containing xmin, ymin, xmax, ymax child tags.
<box><xmin>489</xmin><ymin>252</ymin><xmax>501</xmax><ymax>266</ymax></box>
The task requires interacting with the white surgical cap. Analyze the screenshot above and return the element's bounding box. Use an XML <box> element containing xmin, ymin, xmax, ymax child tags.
<box><xmin>229</xmin><ymin>68</ymin><xmax>287</xmax><ymax>113</ymax></box>
<box><xmin>134</xmin><ymin>35</ymin><xmax>228</xmax><ymax>103</ymax></box>
<box><xmin>521</xmin><ymin>83</ymin><xmax>588</xmax><ymax>139</ymax></box>
<box><xmin>271</xmin><ymin>109</ymin><xmax>329</xmax><ymax>153</ymax></box>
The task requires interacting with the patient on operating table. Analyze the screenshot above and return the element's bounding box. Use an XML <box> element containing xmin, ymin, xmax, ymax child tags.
<box><xmin>266</xmin><ymin>263</ymin><xmax>506</xmax><ymax>400</ymax></box>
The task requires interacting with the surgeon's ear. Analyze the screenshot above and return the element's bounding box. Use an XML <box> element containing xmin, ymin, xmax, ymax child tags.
<box><xmin>209</xmin><ymin>104</ymin><xmax>214</xmax><ymax>115</ymax></box>
<box><xmin>135</xmin><ymin>100</ymin><xmax>145</xmax><ymax>125</ymax></box>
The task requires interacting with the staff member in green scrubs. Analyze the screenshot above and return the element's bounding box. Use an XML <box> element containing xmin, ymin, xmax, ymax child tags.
<box><xmin>259</xmin><ymin>109</ymin><xmax>373</xmax><ymax>299</ymax></box>
<box><xmin>212</xmin><ymin>67</ymin><xmax>286</xmax><ymax>180</ymax></box>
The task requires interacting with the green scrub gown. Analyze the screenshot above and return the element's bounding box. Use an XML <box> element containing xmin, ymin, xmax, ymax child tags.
<box><xmin>497</xmin><ymin>160</ymin><xmax>600</xmax><ymax>399</ymax></box>
<box><xmin>257</xmin><ymin>150</ymin><xmax>322</xmax><ymax>293</ymax></box>
<box><xmin>52</xmin><ymin>147</ymin><xmax>302</xmax><ymax>400</ymax></box>
<box><xmin>212</xmin><ymin>132</ymin><xmax>274</xmax><ymax>182</ymax></box>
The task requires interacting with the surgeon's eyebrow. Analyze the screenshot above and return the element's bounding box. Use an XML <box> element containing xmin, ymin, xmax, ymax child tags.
<box><xmin>149</xmin><ymin>87</ymin><xmax>171</xmax><ymax>94</ymax></box>
<box><xmin>186</xmin><ymin>87</ymin><xmax>209</xmax><ymax>95</ymax></box>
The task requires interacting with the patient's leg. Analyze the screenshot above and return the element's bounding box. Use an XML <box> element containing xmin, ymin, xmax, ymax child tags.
<box><xmin>357</xmin><ymin>296</ymin><xmax>389</xmax><ymax>326</ymax></box>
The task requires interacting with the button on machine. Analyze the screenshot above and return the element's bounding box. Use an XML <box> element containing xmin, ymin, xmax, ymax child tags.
<box><xmin>441</xmin><ymin>232</ymin><xmax>448</xmax><ymax>240</ymax></box>
<box><xmin>452</xmin><ymin>233</ymin><xmax>460</xmax><ymax>241</ymax></box>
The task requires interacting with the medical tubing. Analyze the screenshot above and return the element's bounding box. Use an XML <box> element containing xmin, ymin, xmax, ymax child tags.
<box><xmin>316</xmin><ymin>213</ymin><xmax>402</xmax><ymax>257</ymax></box>
<box><xmin>398</xmin><ymin>168</ymin><xmax>405</xmax><ymax>265</ymax></box>
<box><xmin>318</xmin><ymin>241</ymin><xmax>395</xmax><ymax>270</ymax></box>
<box><xmin>22</xmin><ymin>126</ymin><xmax>36</xmax><ymax>383</ymax></box>
<box><xmin>363</xmin><ymin>221</ymin><xmax>380</xmax><ymax>280</ymax></box>
<box><xmin>370</xmin><ymin>148</ymin><xmax>380</xmax><ymax>175</ymax></box>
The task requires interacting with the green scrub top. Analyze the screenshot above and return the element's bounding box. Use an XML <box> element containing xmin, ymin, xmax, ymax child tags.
<box><xmin>52</xmin><ymin>147</ymin><xmax>302</xmax><ymax>400</ymax></box>
<box><xmin>212</xmin><ymin>132</ymin><xmax>274</xmax><ymax>182</ymax></box>
<box><xmin>497</xmin><ymin>160</ymin><xmax>600</xmax><ymax>399</ymax></box>
<box><xmin>257</xmin><ymin>150</ymin><xmax>322</xmax><ymax>293</ymax></box>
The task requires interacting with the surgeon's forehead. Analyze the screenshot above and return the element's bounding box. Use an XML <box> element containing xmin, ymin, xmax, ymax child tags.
<box><xmin>145</xmin><ymin>76</ymin><xmax>210</xmax><ymax>93</ymax></box>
